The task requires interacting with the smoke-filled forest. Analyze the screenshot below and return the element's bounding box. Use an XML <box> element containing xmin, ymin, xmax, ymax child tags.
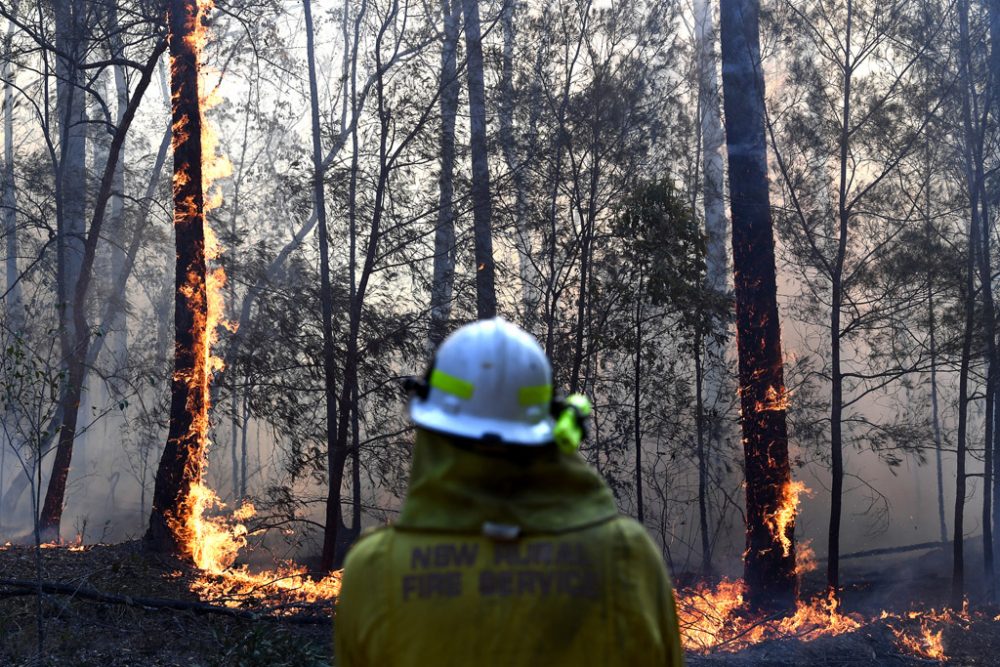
<box><xmin>3</xmin><ymin>0</ymin><xmax>1000</xmax><ymax>664</ymax></box>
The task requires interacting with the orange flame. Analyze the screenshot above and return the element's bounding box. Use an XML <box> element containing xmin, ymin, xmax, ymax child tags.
<box><xmin>767</xmin><ymin>479</ymin><xmax>809</xmax><ymax>558</ymax></box>
<box><xmin>165</xmin><ymin>0</ymin><xmax>336</xmax><ymax>613</ymax></box>
<box><xmin>676</xmin><ymin>580</ymin><xmax>862</xmax><ymax>653</ymax></box>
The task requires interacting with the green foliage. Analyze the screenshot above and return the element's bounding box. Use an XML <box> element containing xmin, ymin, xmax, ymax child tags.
<box><xmin>614</xmin><ymin>178</ymin><xmax>731</xmax><ymax>341</ymax></box>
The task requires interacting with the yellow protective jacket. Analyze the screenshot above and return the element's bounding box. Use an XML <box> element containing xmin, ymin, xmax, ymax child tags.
<box><xmin>335</xmin><ymin>430</ymin><xmax>684</xmax><ymax>667</ymax></box>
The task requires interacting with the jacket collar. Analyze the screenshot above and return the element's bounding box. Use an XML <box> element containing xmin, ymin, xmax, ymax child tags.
<box><xmin>395</xmin><ymin>429</ymin><xmax>619</xmax><ymax>534</ymax></box>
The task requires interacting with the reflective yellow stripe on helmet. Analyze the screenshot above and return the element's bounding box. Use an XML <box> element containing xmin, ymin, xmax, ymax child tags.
<box><xmin>430</xmin><ymin>369</ymin><xmax>474</xmax><ymax>400</ymax></box>
<box><xmin>518</xmin><ymin>384</ymin><xmax>552</xmax><ymax>406</ymax></box>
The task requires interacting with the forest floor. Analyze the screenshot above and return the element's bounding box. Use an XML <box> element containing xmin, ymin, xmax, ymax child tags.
<box><xmin>0</xmin><ymin>542</ymin><xmax>331</xmax><ymax>666</ymax></box>
<box><xmin>2</xmin><ymin>541</ymin><xmax>1000</xmax><ymax>665</ymax></box>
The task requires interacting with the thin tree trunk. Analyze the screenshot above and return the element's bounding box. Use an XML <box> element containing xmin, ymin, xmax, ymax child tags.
<box><xmin>929</xmin><ymin>221</ymin><xmax>947</xmax><ymax>549</ymax></box>
<box><xmin>719</xmin><ymin>0</ymin><xmax>797</xmax><ymax>611</ymax></box>
<box><xmin>106</xmin><ymin>1</ymin><xmax>129</xmax><ymax>381</ymax></box>
<box><xmin>147</xmin><ymin>0</ymin><xmax>212</xmax><ymax>552</ymax></box>
<box><xmin>634</xmin><ymin>270</ymin><xmax>644</xmax><ymax>524</ymax></box>
<box><xmin>428</xmin><ymin>0</ymin><xmax>460</xmax><ymax>349</ymax></box>
<box><xmin>827</xmin><ymin>0</ymin><xmax>854</xmax><ymax>595</ymax></box>
<box><xmin>43</xmin><ymin>33</ymin><xmax>166</xmax><ymax>542</ymax></box>
<box><xmin>695</xmin><ymin>0</ymin><xmax>729</xmax><ymax>466</ymax></box>
<box><xmin>979</xmin><ymin>190</ymin><xmax>995</xmax><ymax>599</ymax></box>
<box><xmin>987</xmin><ymin>0</ymin><xmax>1000</xmax><ymax>595</ymax></box>
<box><xmin>498</xmin><ymin>0</ymin><xmax>540</xmax><ymax>324</ymax></box>
<box><xmin>240</xmin><ymin>382</ymin><xmax>249</xmax><ymax>497</ymax></box>
<box><xmin>695</xmin><ymin>332</ymin><xmax>712</xmax><ymax>576</ymax></box>
<box><xmin>303</xmin><ymin>0</ymin><xmax>342</xmax><ymax>573</ymax></box>
<box><xmin>40</xmin><ymin>0</ymin><xmax>89</xmax><ymax>541</ymax></box>
<box><xmin>461</xmin><ymin>0</ymin><xmax>497</xmax><ymax>319</ymax></box>
<box><xmin>953</xmin><ymin>0</ymin><xmax>979</xmax><ymax>607</ymax></box>
<box><xmin>2</xmin><ymin>9</ymin><xmax>20</xmax><ymax>331</ymax></box>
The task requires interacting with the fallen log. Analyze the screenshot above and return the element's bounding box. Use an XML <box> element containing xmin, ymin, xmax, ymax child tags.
<box><xmin>0</xmin><ymin>578</ymin><xmax>330</xmax><ymax>625</ymax></box>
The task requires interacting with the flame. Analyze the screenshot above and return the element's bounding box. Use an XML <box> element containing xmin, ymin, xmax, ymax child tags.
<box><xmin>676</xmin><ymin>580</ymin><xmax>862</xmax><ymax>653</ymax></box>
<box><xmin>766</xmin><ymin>480</ymin><xmax>810</xmax><ymax>558</ymax></box>
<box><xmin>163</xmin><ymin>0</ymin><xmax>333</xmax><ymax>614</ymax></box>
<box><xmin>755</xmin><ymin>385</ymin><xmax>791</xmax><ymax>412</ymax></box>
<box><xmin>880</xmin><ymin>603</ymin><xmax>968</xmax><ymax>661</ymax></box>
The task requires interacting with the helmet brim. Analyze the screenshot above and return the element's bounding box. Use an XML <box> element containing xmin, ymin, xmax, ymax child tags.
<box><xmin>409</xmin><ymin>399</ymin><xmax>554</xmax><ymax>447</ymax></box>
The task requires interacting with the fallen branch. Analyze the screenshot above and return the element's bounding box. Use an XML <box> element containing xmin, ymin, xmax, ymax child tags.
<box><xmin>0</xmin><ymin>578</ymin><xmax>330</xmax><ymax>625</ymax></box>
<box><xmin>818</xmin><ymin>541</ymin><xmax>946</xmax><ymax>562</ymax></box>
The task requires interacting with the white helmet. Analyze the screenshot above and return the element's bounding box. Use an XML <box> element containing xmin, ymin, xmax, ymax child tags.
<box><xmin>408</xmin><ymin>318</ymin><xmax>555</xmax><ymax>446</ymax></box>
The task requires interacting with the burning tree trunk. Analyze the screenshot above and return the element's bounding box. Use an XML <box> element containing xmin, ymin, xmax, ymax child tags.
<box><xmin>719</xmin><ymin>0</ymin><xmax>797</xmax><ymax>610</ymax></box>
<box><xmin>147</xmin><ymin>0</ymin><xmax>213</xmax><ymax>553</ymax></box>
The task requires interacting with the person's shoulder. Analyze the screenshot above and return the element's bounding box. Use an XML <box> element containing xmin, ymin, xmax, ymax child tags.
<box><xmin>343</xmin><ymin>524</ymin><xmax>394</xmax><ymax>572</ymax></box>
<box><xmin>604</xmin><ymin>515</ymin><xmax>670</xmax><ymax>573</ymax></box>
<box><xmin>606</xmin><ymin>514</ymin><xmax>659</xmax><ymax>546</ymax></box>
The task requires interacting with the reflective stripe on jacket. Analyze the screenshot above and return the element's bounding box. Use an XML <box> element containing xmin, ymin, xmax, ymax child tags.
<box><xmin>335</xmin><ymin>429</ymin><xmax>684</xmax><ymax>667</ymax></box>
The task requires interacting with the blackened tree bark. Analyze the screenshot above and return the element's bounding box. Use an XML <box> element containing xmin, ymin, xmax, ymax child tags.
<box><xmin>147</xmin><ymin>0</ymin><xmax>211</xmax><ymax>553</ymax></box>
<box><xmin>461</xmin><ymin>0</ymin><xmax>496</xmax><ymax>319</ymax></box>
<box><xmin>719</xmin><ymin>0</ymin><xmax>796</xmax><ymax>610</ymax></box>
<box><xmin>428</xmin><ymin>0</ymin><xmax>460</xmax><ymax>348</ymax></box>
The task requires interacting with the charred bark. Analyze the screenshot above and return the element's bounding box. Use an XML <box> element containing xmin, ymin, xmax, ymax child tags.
<box><xmin>719</xmin><ymin>0</ymin><xmax>796</xmax><ymax>610</ymax></box>
<box><xmin>147</xmin><ymin>0</ymin><xmax>211</xmax><ymax>553</ymax></box>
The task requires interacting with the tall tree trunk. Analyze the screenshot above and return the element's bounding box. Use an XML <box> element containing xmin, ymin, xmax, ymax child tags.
<box><xmin>498</xmin><ymin>0</ymin><xmax>540</xmax><ymax>324</ymax></box>
<box><xmin>987</xmin><ymin>0</ymin><xmax>1000</xmax><ymax>594</ymax></box>
<box><xmin>39</xmin><ymin>0</ymin><xmax>89</xmax><ymax>541</ymax></box>
<box><xmin>461</xmin><ymin>0</ymin><xmax>497</xmax><ymax>319</ymax></box>
<box><xmin>147</xmin><ymin>0</ymin><xmax>212</xmax><ymax>553</ymax></box>
<box><xmin>428</xmin><ymin>0</ymin><xmax>460</xmax><ymax>349</ymax></box>
<box><xmin>927</xmin><ymin>171</ymin><xmax>947</xmax><ymax>547</ymax></box>
<box><xmin>952</xmin><ymin>0</ymin><xmax>978</xmax><ymax>606</ymax></box>
<box><xmin>695</xmin><ymin>332</ymin><xmax>712</xmax><ymax>576</ymax></box>
<box><xmin>719</xmin><ymin>0</ymin><xmax>796</xmax><ymax>610</ymax></box>
<box><xmin>634</xmin><ymin>270</ymin><xmax>644</xmax><ymax>524</ymax></box>
<box><xmin>106</xmin><ymin>0</ymin><xmax>130</xmax><ymax>386</ymax></box>
<box><xmin>304</xmin><ymin>0</ymin><xmax>342</xmax><ymax>573</ymax></box>
<box><xmin>695</xmin><ymin>0</ymin><xmax>729</xmax><ymax>465</ymax></box>
<box><xmin>979</xmin><ymin>190</ymin><xmax>995</xmax><ymax>599</ymax></box>
<box><xmin>827</xmin><ymin>0</ymin><xmax>855</xmax><ymax>595</ymax></box>
<box><xmin>2</xmin><ymin>11</ymin><xmax>20</xmax><ymax>331</ymax></box>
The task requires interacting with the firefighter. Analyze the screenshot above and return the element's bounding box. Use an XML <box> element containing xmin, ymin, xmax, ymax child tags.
<box><xmin>335</xmin><ymin>318</ymin><xmax>684</xmax><ymax>666</ymax></box>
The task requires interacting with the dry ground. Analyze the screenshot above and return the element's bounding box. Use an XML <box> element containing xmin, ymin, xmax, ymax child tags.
<box><xmin>2</xmin><ymin>542</ymin><xmax>1000</xmax><ymax>665</ymax></box>
<box><xmin>0</xmin><ymin>542</ymin><xmax>331</xmax><ymax>666</ymax></box>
